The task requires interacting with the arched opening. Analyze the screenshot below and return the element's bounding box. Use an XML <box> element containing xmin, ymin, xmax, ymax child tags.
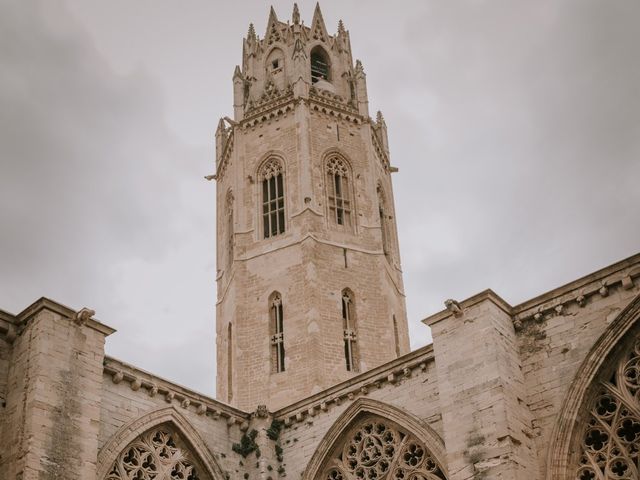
<box><xmin>259</xmin><ymin>158</ymin><xmax>286</xmax><ymax>239</ymax></box>
<box><xmin>97</xmin><ymin>408</ymin><xmax>225</xmax><ymax>480</ymax></box>
<box><xmin>270</xmin><ymin>291</ymin><xmax>285</xmax><ymax>373</ymax></box>
<box><xmin>377</xmin><ymin>185</ymin><xmax>391</xmax><ymax>259</ymax></box>
<box><xmin>325</xmin><ymin>155</ymin><xmax>353</xmax><ymax>228</ymax></box>
<box><xmin>303</xmin><ymin>399</ymin><xmax>448</xmax><ymax>480</ymax></box>
<box><xmin>105</xmin><ymin>424</ymin><xmax>211</xmax><ymax>480</ymax></box>
<box><xmin>546</xmin><ymin>293</ymin><xmax>640</xmax><ymax>480</ymax></box>
<box><xmin>225</xmin><ymin>190</ymin><xmax>234</xmax><ymax>270</ymax></box>
<box><xmin>311</xmin><ymin>46</ymin><xmax>331</xmax><ymax>84</ymax></box>
<box><xmin>227</xmin><ymin>322</ymin><xmax>233</xmax><ymax>402</ymax></box>
<box><xmin>341</xmin><ymin>289</ymin><xmax>358</xmax><ymax>372</ymax></box>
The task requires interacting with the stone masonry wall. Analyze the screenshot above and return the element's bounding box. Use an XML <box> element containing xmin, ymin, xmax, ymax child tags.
<box><xmin>514</xmin><ymin>254</ymin><xmax>640</xmax><ymax>478</ymax></box>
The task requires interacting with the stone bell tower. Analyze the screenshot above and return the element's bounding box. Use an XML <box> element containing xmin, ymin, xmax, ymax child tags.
<box><xmin>214</xmin><ymin>4</ymin><xmax>409</xmax><ymax>411</ymax></box>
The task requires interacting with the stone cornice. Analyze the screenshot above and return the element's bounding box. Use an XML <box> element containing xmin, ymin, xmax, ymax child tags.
<box><xmin>421</xmin><ymin>252</ymin><xmax>640</xmax><ymax>332</ymax></box>
<box><xmin>6</xmin><ymin>297</ymin><xmax>116</xmax><ymax>336</ymax></box>
<box><xmin>273</xmin><ymin>344</ymin><xmax>435</xmax><ymax>423</ymax></box>
<box><xmin>513</xmin><ymin>252</ymin><xmax>640</xmax><ymax>316</ymax></box>
<box><xmin>422</xmin><ymin>289</ymin><xmax>512</xmax><ymax>327</ymax></box>
<box><xmin>103</xmin><ymin>356</ymin><xmax>249</xmax><ymax>421</ymax></box>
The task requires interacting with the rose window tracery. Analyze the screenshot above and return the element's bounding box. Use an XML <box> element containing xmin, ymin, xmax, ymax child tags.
<box><xmin>576</xmin><ymin>335</ymin><xmax>640</xmax><ymax>479</ymax></box>
<box><xmin>106</xmin><ymin>426</ymin><xmax>208</xmax><ymax>480</ymax></box>
<box><xmin>322</xmin><ymin>418</ymin><xmax>447</xmax><ymax>480</ymax></box>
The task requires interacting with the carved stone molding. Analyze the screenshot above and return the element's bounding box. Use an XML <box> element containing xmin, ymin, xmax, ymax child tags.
<box><xmin>97</xmin><ymin>407</ymin><xmax>224</xmax><ymax>480</ymax></box>
<box><xmin>546</xmin><ymin>292</ymin><xmax>640</xmax><ymax>480</ymax></box>
<box><xmin>302</xmin><ymin>398</ymin><xmax>448</xmax><ymax>480</ymax></box>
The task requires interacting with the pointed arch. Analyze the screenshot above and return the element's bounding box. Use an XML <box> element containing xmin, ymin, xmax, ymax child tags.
<box><xmin>97</xmin><ymin>406</ymin><xmax>225</xmax><ymax>480</ymax></box>
<box><xmin>341</xmin><ymin>288</ymin><xmax>358</xmax><ymax>372</ymax></box>
<box><xmin>257</xmin><ymin>154</ymin><xmax>286</xmax><ymax>239</ymax></box>
<box><xmin>302</xmin><ymin>398</ymin><xmax>448</xmax><ymax>480</ymax></box>
<box><xmin>225</xmin><ymin>189</ymin><xmax>234</xmax><ymax>270</ymax></box>
<box><xmin>546</xmin><ymin>292</ymin><xmax>640</xmax><ymax>480</ymax></box>
<box><xmin>323</xmin><ymin>151</ymin><xmax>355</xmax><ymax>230</ymax></box>
<box><xmin>377</xmin><ymin>183</ymin><xmax>392</xmax><ymax>259</ymax></box>
<box><xmin>269</xmin><ymin>291</ymin><xmax>285</xmax><ymax>373</ymax></box>
<box><xmin>310</xmin><ymin>45</ymin><xmax>331</xmax><ymax>83</ymax></box>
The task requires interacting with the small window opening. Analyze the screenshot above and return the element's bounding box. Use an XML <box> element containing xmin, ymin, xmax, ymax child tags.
<box><xmin>393</xmin><ymin>315</ymin><xmax>400</xmax><ymax>357</ymax></box>
<box><xmin>311</xmin><ymin>48</ymin><xmax>330</xmax><ymax>83</ymax></box>
<box><xmin>272</xmin><ymin>59</ymin><xmax>279</xmax><ymax>70</ymax></box>
<box><xmin>227</xmin><ymin>323</ymin><xmax>233</xmax><ymax>402</ymax></box>
<box><xmin>270</xmin><ymin>293</ymin><xmax>285</xmax><ymax>373</ymax></box>
<box><xmin>342</xmin><ymin>290</ymin><xmax>358</xmax><ymax>372</ymax></box>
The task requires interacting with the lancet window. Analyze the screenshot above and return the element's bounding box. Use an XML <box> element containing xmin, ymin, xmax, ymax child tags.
<box><xmin>377</xmin><ymin>185</ymin><xmax>391</xmax><ymax>259</ymax></box>
<box><xmin>227</xmin><ymin>323</ymin><xmax>233</xmax><ymax>403</ymax></box>
<box><xmin>270</xmin><ymin>292</ymin><xmax>285</xmax><ymax>373</ymax></box>
<box><xmin>261</xmin><ymin>158</ymin><xmax>285</xmax><ymax>238</ymax></box>
<box><xmin>576</xmin><ymin>334</ymin><xmax>640</xmax><ymax>480</ymax></box>
<box><xmin>311</xmin><ymin>46</ymin><xmax>331</xmax><ymax>83</ymax></box>
<box><xmin>105</xmin><ymin>426</ymin><xmax>209</xmax><ymax>480</ymax></box>
<box><xmin>342</xmin><ymin>289</ymin><xmax>358</xmax><ymax>372</ymax></box>
<box><xmin>393</xmin><ymin>315</ymin><xmax>400</xmax><ymax>357</ymax></box>
<box><xmin>321</xmin><ymin>417</ymin><xmax>447</xmax><ymax>480</ymax></box>
<box><xmin>226</xmin><ymin>191</ymin><xmax>234</xmax><ymax>268</ymax></box>
<box><xmin>326</xmin><ymin>156</ymin><xmax>352</xmax><ymax>228</ymax></box>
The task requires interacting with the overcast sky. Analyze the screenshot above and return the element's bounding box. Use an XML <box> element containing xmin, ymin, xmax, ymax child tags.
<box><xmin>1</xmin><ymin>0</ymin><xmax>639</xmax><ymax>397</ymax></box>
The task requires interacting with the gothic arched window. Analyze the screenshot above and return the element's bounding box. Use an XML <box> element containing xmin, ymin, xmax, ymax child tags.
<box><xmin>270</xmin><ymin>292</ymin><xmax>285</xmax><ymax>373</ymax></box>
<box><xmin>393</xmin><ymin>314</ymin><xmax>400</xmax><ymax>357</ymax></box>
<box><xmin>311</xmin><ymin>46</ymin><xmax>331</xmax><ymax>84</ymax></box>
<box><xmin>575</xmin><ymin>333</ymin><xmax>640</xmax><ymax>480</ymax></box>
<box><xmin>326</xmin><ymin>156</ymin><xmax>352</xmax><ymax>228</ymax></box>
<box><xmin>320</xmin><ymin>416</ymin><xmax>447</xmax><ymax>480</ymax></box>
<box><xmin>377</xmin><ymin>185</ymin><xmax>391</xmax><ymax>259</ymax></box>
<box><xmin>226</xmin><ymin>191</ymin><xmax>234</xmax><ymax>269</ymax></box>
<box><xmin>342</xmin><ymin>289</ymin><xmax>358</xmax><ymax>372</ymax></box>
<box><xmin>105</xmin><ymin>426</ymin><xmax>210</xmax><ymax>480</ymax></box>
<box><xmin>260</xmin><ymin>158</ymin><xmax>285</xmax><ymax>239</ymax></box>
<box><xmin>227</xmin><ymin>322</ymin><xmax>233</xmax><ymax>403</ymax></box>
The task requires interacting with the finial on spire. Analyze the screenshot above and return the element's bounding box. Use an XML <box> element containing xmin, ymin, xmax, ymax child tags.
<box><xmin>233</xmin><ymin>65</ymin><xmax>243</xmax><ymax>80</ymax></box>
<box><xmin>338</xmin><ymin>19</ymin><xmax>346</xmax><ymax>35</ymax></box>
<box><xmin>376</xmin><ymin>110</ymin><xmax>385</xmax><ymax>124</ymax></box>
<box><xmin>355</xmin><ymin>59</ymin><xmax>364</xmax><ymax>73</ymax></box>
<box><xmin>247</xmin><ymin>23</ymin><xmax>256</xmax><ymax>41</ymax></box>
<box><xmin>268</xmin><ymin>5</ymin><xmax>278</xmax><ymax>23</ymax></box>
<box><xmin>292</xmin><ymin>3</ymin><xmax>300</xmax><ymax>24</ymax></box>
<box><xmin>311</xmin><ymin>2</ymin><xmax>328</xmax><ymax>42</ymax></box>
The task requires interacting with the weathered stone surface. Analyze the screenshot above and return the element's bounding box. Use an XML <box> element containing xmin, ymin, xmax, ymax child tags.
<box><xmin>1</xmin><ymin>5</ymin><xmax>639</xmax><ymax>480</ymax></box>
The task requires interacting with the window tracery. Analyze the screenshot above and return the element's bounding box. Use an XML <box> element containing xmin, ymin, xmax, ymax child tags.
<box><xmin>326</xmin><ymin>157</ymin><xmax>352</xmax><ymax>227</ymax></box>
<box><xmin>321</xmin><ymin>418</ymin><xmax>447</xmax><ymax>480</ymax></box>
<box><xmin>105</xmin><ymin>426</ymin><xmax>208</xmax><ymax>480</ymax></box>
<box><xmin>270</xmin><ymin>292</ymin><xmax>285</xmax><ymax>373</ymax></box>
<box><xmin>226</xmin><ymin>191</ymin><xmax>234</xmax><ymax>269</ymax></box>
<box><xmin>260</xmin><ymin>158</ymin><xmax>285</xmax><ymax>238</ymax></box>
<box><xmin>576</xmin><ymin>334</ymin><xmax>640</xmax><ymax>480</ymax></box>
<box><xmin>377</xmin><ymin>185</ymin><xmax>391</xmax><ymax>259</ymax></box>
<box><xmin>342</xmin><ymin>289</ymin><xmax>358</xmax><ymax>372</ymax></box>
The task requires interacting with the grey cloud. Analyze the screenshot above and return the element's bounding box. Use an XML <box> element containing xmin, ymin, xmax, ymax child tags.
<box><xmin>1</xmin><ymin>1</ymin><xmax>638</xmax><ymax>391</ymax></box>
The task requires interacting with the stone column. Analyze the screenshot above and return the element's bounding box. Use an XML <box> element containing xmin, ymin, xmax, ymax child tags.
<box><xmin>0</xmin><ymin>299</ymin><xmax>115</xmax><ymax>479</ymax></box>
<box><xmin>423</xmin><ymin>290</ymin><xmax>538</xmax><ymax>479</ymax></box>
